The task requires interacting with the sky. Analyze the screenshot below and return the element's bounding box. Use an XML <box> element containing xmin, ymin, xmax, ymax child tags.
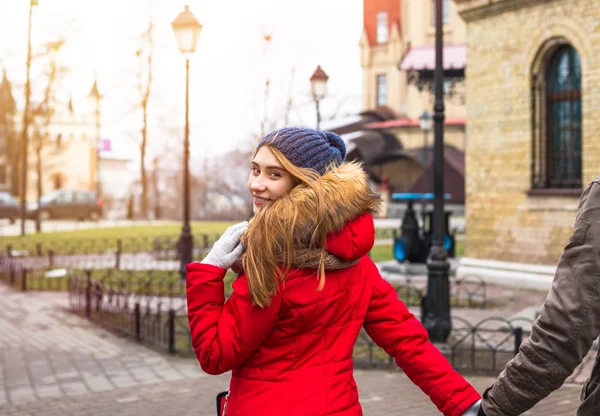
<box><xmin>0</xmin><ymin>0</ymin><xmax>364</xmax><ymax>167</ymax></box>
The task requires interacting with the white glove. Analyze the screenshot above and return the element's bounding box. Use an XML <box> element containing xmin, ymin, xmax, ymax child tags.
<box><xmin>461</xmin><ymin>399</ymin><xmax>482</xmax><ymax>416</ymax></box>
<box><xmin>201</xmin><ymin>222</ymin><xmax>248</xmax><ymax>269</ymax></box>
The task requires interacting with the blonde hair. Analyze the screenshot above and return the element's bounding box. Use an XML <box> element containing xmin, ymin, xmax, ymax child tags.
<box><xmin>243</xmin><ymin>145</ymin><xmax>331</xmax><ymax>308</ymax></box>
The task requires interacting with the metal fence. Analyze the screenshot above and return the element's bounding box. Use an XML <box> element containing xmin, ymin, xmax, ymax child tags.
<box><xmin>392</xmin><ymin>273</ymin><xmax>488</xmax><ymax>309</ymax></box>
<box><xmin>3</xmin><ymin>234</ymin><xmax>217</xmax><ymax>271</ymax></box>
<box><xmin>0</xmin><ymin>246</ymin><xmax>522</xmax><ymax>377</ymax></box>
<box><xmin>67</xmin><ymin>268</ymin><xmax>188</xmax><ymax>354</ymax></box>
<box><xmin>56</xmin><ymin>266</ymin><xmax>523</xmax><ymax>375</ymax></box>
<box><xmin>353</xmin><ymin>315</ymin><xmax>531</xmax><ymax>376</ymax></box>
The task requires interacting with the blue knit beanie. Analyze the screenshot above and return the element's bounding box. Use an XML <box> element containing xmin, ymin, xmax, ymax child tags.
<box><xmin>257</xmin><ymin>127</ymin><xmax>346</xmax><ymax>175</ymax></box>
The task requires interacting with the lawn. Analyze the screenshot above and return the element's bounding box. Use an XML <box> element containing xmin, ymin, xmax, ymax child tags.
<box><xmin>3</xmin><ymin>221</ymin><xmax>236</xmax><ymax>243</ymax></box>
<box><xmin>1</xmin><ymin>221</ymin><xmax>237</xmax><ymax>254</ymax></box>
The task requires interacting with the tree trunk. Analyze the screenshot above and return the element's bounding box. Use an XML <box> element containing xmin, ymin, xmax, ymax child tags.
<box><xmin>8</xmin><ymin>130</ymin><xmax>19</xmax><ymax>197</ymax></box>
<box><xmin>153</xmin><ymin>156</ymin><xmax>160</xmax><ymax>220</ymax></box>
<box><xmin>140</xmin><ymin>124</ymin><xmax>147</xmax><ymax>219</ymax></box>
<box><xmin>35</xmin><ymin>134</ymin><xmax>42</xmax><ymax>233</ymax></box>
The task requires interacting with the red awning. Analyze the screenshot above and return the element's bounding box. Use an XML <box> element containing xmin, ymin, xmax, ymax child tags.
<box><xmin>399</xmin><ymin>44</ymin><xmax>466</xmax><ymax>71</ymax></box>
<box><xmin>364</xmin><ymin>117</ymin><xmax>465</xmax><ymax>129</ymax></box>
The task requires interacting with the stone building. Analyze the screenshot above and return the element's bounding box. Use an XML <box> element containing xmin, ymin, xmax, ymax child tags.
<box><xmin>456</xmin><ymin>0</ymin><xmax>600</xmax><ymax>267</ymax></box>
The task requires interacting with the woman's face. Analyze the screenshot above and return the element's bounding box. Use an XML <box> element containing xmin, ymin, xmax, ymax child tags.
<box><xmin>248</xmin><ymin>146</ymin><xmax>295</xmax><ymax>214</ymax></box>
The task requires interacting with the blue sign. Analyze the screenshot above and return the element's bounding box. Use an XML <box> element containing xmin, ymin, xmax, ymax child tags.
<box><xmin>391</xmin><ymin>193</ymin><xmax>452</xmax><ymax>201</ymax></box>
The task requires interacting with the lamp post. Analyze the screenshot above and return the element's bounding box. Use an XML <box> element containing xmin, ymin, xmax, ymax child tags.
<box><xmin>422</xmin><ymin>0</ymin><xmax>451</xmax><ymax>344</ymax></box>
<box><xmin>419</xmin><ymin>110</ymin><xmax>433</xmax><ymax>217</ymax></box>
<box><xmin>310</xmin><ymin>65</ymin><xmax>328</xmax><ymax>130</ymax></box>
<box><xmin>172</xmin><ymin>5</ymin><xmax>202</xmax><ymax>279</ymax></box>
<box><xmin>88</xmin><ymin>77</ymin><xmax>102</xmax><ymax>197</ymax></box>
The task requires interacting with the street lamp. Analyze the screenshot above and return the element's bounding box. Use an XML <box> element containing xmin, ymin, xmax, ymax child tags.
<box><xmin>88</xmin><ymin>76</ymin><xmax>102</xmax><ymax>197</ymax></box>
<box><xmin>172</xmin><ymin>5</ymin><xmax>202</xmax><ymax>279</ymax></box>
<box><xmin>419</xmin><ymin>110</ymin><xmax>433</xmax><ymax>216</ymax></box>
<box><xmin>422</xmin><ymin>0</ymin><xmax>451</xmax><ymax>344</ymax></box>
<box><xmin>310</xmin><ymin>65</ymin><xmax>328</xmax><ymax>130</ymax></box>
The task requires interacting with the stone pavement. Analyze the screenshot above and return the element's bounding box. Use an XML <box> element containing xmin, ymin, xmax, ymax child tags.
<box><xmin>0</xmin><ymin>285</ymin><xmax>583</xmax><ymax>415</ymax></box>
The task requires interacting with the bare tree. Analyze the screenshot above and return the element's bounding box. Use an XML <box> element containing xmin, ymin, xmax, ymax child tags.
<box><xmin>136</xmin><ymin>19</ymin><xmax>154</xmax><ymax>219</ymax></box>
<box><xmin>151</xmin><ymin>155</ymin><xmax>158</xmax><ymax>219</ymax></box>
<box><xmin>30</xmin><ymin>39</ymin><xmax>68</xmax><ymax>232</ymax></box>
<box><xmin>0</xmin><ymin>70</ymin><xmax>17</xmax><ymax>196</ymax></box>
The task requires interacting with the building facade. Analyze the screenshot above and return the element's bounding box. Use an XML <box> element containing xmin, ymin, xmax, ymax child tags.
<box><xmin>360</xmin><ymin>0</ymin><xmax>467</xmax><ymax>152</ymax></box>
<box><xmin>23</xmin><ymin>111</ymin><xmax>98</xmax><ymax>202</ymax></box>
<box><xmin>457</xmin><ymin>0</ymin><xmax>600</xmax><ymax>265</ymax></box>
<box><xmin>350</xmin><ymin>0</ymin><xmax>468</xmax><ymax>209</ymax></box>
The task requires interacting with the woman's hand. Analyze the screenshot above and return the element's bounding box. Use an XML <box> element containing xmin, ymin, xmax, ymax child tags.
<box><xmin>201</xmin><ymin>222</ymin><xmax>248</xmax><ymax>269</ymax></box>
<box><xmin>462</xmin><ymin>400</ymin><xmax>482</xmax><ymax>416</ymax></box>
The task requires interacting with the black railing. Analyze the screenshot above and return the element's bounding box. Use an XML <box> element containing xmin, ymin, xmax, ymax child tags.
<box><xmin>4</xmin><ymin>233</ymin><xmax>219</xmax><ymax>257</ymax></box>
<box><xmin>3</xmin><ymin>234</ymin><xmax>217</xmax><ymax>271</ymax></box>
<box><xmin>62</xmin><ymin>267</ymin><xmax>520</xmax><ymax>375</ymax></box>
<box><xmin>392</xmin><ymin>273</ymin><xmax>488</xmax><ymax>309</ymax></box>
<box><xmin>354</xmin><ymin>315</ymin><xmax>533</xmax><ymax>376</ymax></box>
<box><xmin>0</xmin><ymin>258</ymin><xmax>71</xmax><ymax>291</ymax></box>
<box><xmin>68</xmin><ymin>269</ymin><xmax>187</xmax><ymax>354</ymax></box>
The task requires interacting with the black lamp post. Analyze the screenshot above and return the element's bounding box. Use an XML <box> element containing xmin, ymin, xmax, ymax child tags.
<box><xmin>310</xmin><ymin>65</ymin><xmax>328</xmax><ymax>130</ymax></box>
<box><xmin>419</xmin><ymin>110</ymin><xmax>433</xmax><ymax>216</ymax></box>
<box><xmin>171</xmin><ymin>5</ymin><xmax>202</xmax><ymax>278</ymax></box>
<box><xmin>422</xmin><ymin>0</ymin><xmax>451</xmax><ymax>344</ymax></box>
<box><xmin>88</xmin><ymin>76</ymin><xmax>102</xmax><ymax>197</ymax></box>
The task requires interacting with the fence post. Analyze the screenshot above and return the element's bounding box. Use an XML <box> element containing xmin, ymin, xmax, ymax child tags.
<box><xmin>115</xmin><ymin>239</ymin><xmax>122</xmax><ymax>270</ymax></box>
<box><xmin>514</xmin><ymin>327</ymin><xmax>523</xmax><ymax>356</ymax></box>
<box><xmin>36</xmin><ymin>243</ymin><xmax>42</xmax><ymax>257</ymax></box>
<box><xmin>9</xmin><ymin>263</ymin><xmax>15</xmax><ymax>286</ymax></box>
<box><xmin>48</xmin><ymin>249</ymin><xmax>54</xmax><ymax>268</ymax></box>
<box><xmin>21</xmin><ymin>268</ymin><xmax>27</xmax><ymax>291</ymax></box>
<box><xmin>420</xmin><ymin>295</ymin><xmax>427</xmax><ymax>322</ymax></box>
<box><xmin>168</xmin><ymin>309</ymin><xmax>176</xmax><ymax>354</ymax></box>
<box><xmin>7</xmin><ymin>245</ymin><xmax>12</xmax><ymax>258</ymax></box>
<box><xmin>135</xmin><ymin>303</ymin><xmax>141</xmax><ymax>342</ymax></box>
<box><xmin>85</xmin><ymin>270</ymin><xmax>92</xmax><ymax>319</ymax></box>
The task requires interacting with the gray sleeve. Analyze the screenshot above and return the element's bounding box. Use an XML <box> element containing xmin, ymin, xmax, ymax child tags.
<box><xmin>483</xmin><ymin>180</ymin><xmax>600</xmax><ymax>416</ymax></box>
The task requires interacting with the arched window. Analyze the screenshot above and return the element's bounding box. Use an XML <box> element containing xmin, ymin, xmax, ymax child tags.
<box><xmin>532</xmin><ymin>44</ymin><xmax>582</xmax><ymax>190</ymax></box>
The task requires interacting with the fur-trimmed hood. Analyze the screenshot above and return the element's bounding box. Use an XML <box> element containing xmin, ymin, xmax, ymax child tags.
<box><xmin>288</xmin><ymin>161</ymin><xmax>381</xmax><ymax>240</ymax></box>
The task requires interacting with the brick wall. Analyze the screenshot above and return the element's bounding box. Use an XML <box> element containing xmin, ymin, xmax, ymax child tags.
<box><xmin>459</xmin><ymin>0</ymin><xmax>600</xmax><ymax>264</ymax></box>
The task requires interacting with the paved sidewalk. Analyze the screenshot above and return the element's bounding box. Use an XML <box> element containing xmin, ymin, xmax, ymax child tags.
<box><xmin>0</xmin><ymin>285</ymin><xmax>583</xmax><ymax>415</ymax></box>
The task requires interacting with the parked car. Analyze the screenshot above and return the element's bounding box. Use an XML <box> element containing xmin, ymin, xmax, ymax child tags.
<box><xmin>0</xmin><ymin>192</ymin><xmax>20</xmax><ymax>223</ymax></box>
<box><xmin>27</xmin><ymin>190</ymin><xmax>103</xmax><ymax>221</ymax></box>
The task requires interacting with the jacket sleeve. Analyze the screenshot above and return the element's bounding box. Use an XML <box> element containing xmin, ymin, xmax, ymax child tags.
<box><xmin>362</xmin><ymin>258</ymin><xmax>481</xmax><ymax>416</ymax></box>
<box><xmin>185</xmin><ymin>262</ymin><xmax>282</xmax><ymax>375</ymax></box>
<box><xmin>482</xmin><ymin>179</ymin><xmax>600</xmax><ymax>416</ymax></box>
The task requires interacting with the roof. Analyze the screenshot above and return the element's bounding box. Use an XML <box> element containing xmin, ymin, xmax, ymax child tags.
<box><xmin>399</xmin><ymin>44</ymin><xmax>467</xmax><ymax>71</ymax></box>
<box><xmin>409</xmin><ymin>146</ymin><xmax>466</xmax><ymax>204</ymax></box>
<box><xmin>343</xmin><ymin>129</ymin><xmax>404</xmax><ymax>165</ymax></box>
<box><xmin>319</xmin><ymin>115</ymin><xmax>362</xmax><ymax>131</ymax></box>
<box><xmin>364</xmin><ymin>117</ymin><xmax>466</xmax><ymax>130</ymax></box>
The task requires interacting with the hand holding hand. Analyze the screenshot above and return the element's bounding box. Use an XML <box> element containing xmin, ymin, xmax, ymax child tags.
<box><xmin>461</xmin><ymin>399</ymin><xmax>483</xmax><ymax>416</ymax></box>
<box><xmin>201</xmin><ymin>222</ymin><xmax>248</xmax><ymax>269</ymax></box>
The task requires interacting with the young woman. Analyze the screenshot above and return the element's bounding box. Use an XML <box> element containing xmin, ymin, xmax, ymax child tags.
<box><xmin>186</xmin><ymin>127</ymin><xmax>481</xmax><ymax>416</ymax></box>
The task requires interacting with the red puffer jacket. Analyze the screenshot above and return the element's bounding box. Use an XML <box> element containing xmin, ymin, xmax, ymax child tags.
<box><xmin>186</xmin><ymin>213</ymin><xmax>480</xmax><ymax>416</ymax></box>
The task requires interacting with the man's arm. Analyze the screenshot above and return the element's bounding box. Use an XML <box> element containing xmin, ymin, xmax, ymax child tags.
<box><xmin>482</xmin><ymin>178</ymin><xmax>600</xmax><ymax>416</ymax></box>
